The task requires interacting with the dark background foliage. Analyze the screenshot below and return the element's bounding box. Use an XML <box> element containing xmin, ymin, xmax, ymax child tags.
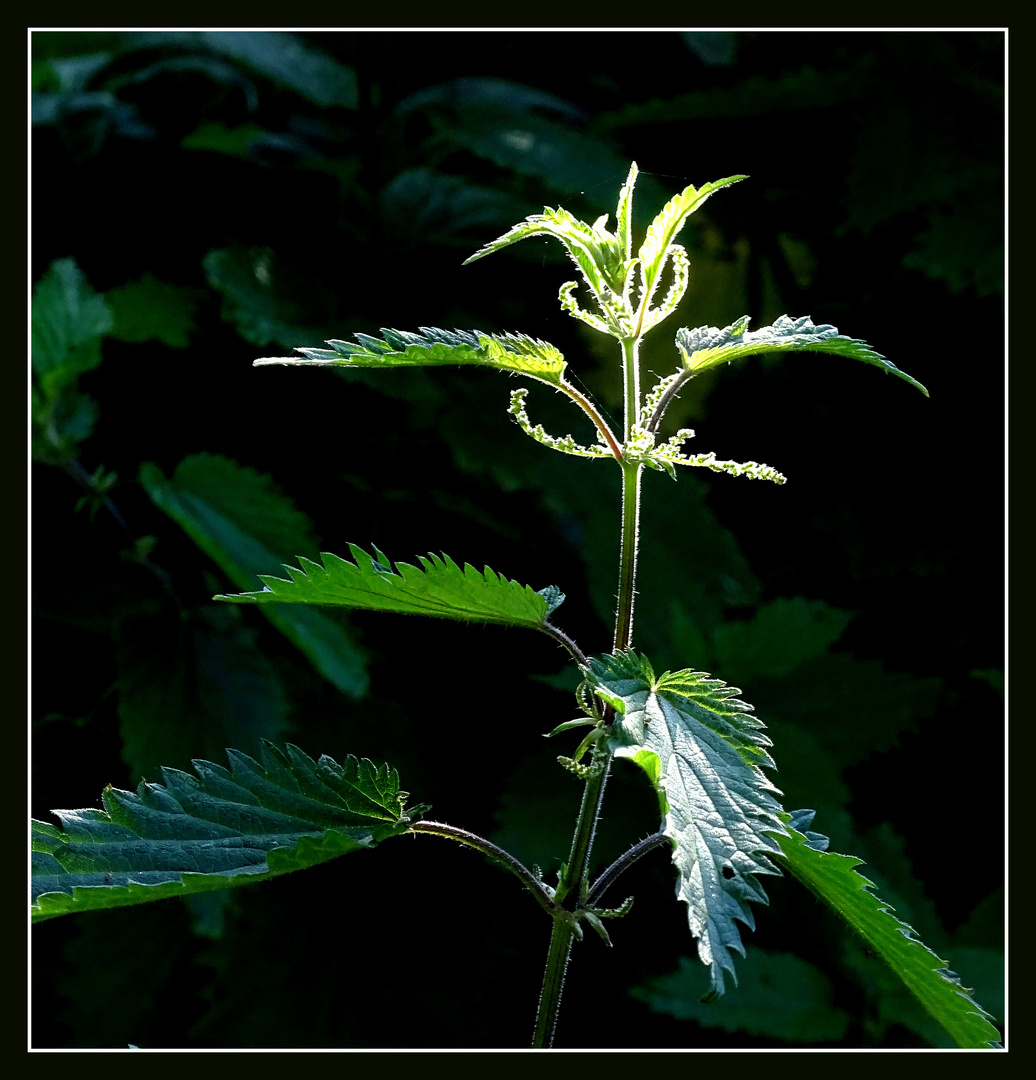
<box><xmin>31</xmin><ymin>30</ymin><xmax>1004</xmax><ymax>1049</ymax></box>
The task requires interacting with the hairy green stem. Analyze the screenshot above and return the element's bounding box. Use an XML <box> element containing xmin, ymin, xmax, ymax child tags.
<box><xmin>614</xmin><ymin>460</ymin><xmax>643</xmax><ymax>653</ymax></box>
<box><xmin>533</xmin><ymin>746</ymin><xmax>612</xmax><ymax>1047</ymax></box>
<box><xmin>557</xmin><ymin>378</ymin><xmax>623</xmax><ymax>461</ymax></box>
<box><xmin>532</xmin><ymin>916</ymin><xmax>577</xmax><ymax>1048</ymax></box>
<box><xmin>541</xmin><ymin>621</ymin><xmax>590</xmax><ymax>667</ymax></box>
<box><xmin>620</xmin><ymin>336</ymin><xmax>641</xmax><ymax>443</ymax></box>
<box><xmin>644</xmin><ymin>367</ymin><xmax>694</xmax><ymax>434</ymax></box>
<box><xmin>614</xmin><ymin>336</ymin><xmax>644</xmax><ymax>652</ymax></box>
<box><xmin>586</xmin><ymin>830</ymin><xmax>667</xmax><ymax>908</ymax></box>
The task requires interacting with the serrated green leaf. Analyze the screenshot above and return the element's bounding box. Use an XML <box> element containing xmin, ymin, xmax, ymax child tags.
<box><xmin>676</xmin><ymin>314</ymin><xmax>929</xmax><ymax>396</ymax></box>
<box><xmin>32</xmin><ymin>743</ymin><xmax>422</xmax><ymax>923</ymax></box>
<box><xmin>774</xmin><ymin>819</ymin><xmax>1002</xmax><ymax>1048</ymax></box>
<box><xmin>255</xmin><ymin>327</ymin><xmax>568</xmax><ymax>389</ymax></box>
<box><xmin>32</xmin><ymin>257</ymin><xmax>113</xmax><ymax>396</ymax></box>
<box><xmin>217</xmin><ymin>544</ymin><xmax>563</xmax><ymax>633</ymax></box>
<box><xmin>587</xmin><ymin>650</ymin><xmax>787</xmax><ymax>996</ymax></box>
<box><xmin>140</xmin><ymin>455</ymin><xmax>368</xmax><ymax>698</ymax></box>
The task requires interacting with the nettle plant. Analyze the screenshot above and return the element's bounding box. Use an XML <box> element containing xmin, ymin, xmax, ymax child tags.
<box><xmin>32</xmin><ymin>164</ymin><xmax>1001</xmax><ymax>1049</ymax></box>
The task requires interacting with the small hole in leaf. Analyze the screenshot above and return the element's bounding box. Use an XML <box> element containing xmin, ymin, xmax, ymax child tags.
<box><xmin>722</xmin><ymin>865</ymin><xmax>736</xmax><ymax>880</ymax></box>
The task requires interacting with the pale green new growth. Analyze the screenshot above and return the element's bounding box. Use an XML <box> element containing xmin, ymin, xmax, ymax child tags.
<box><xmin>32</xmin><ymin>743</ymin><xmax>423</xmax><ymax>923</ymax></box>
<box><xmin>621</xmin><ymin>425</ymin><xmax>787</xmax><ymax>484</ymax></box>
<box><xmin>508</xmin><ymin>387</ymin><xmax>613</xmax><ymax>460</ymax></box>
<box><xmin>635</xmin><ymin>174</ymin><xmax>746</xmax><ymax>330</ymax></box>
<box><xmin>217</xmin><ymin>543</ymin><xmax>565</xmax><ymax>632</ymax></box>
<box><xmin>462</xmin><ymin>164</ymin><xmax>743</xmax><ymax>343</ymax></box>
<box><xmin>774</xmin><ymin>818</ymin><xmax>1002</xmax><ymax>1049</ymax></box>
<box><xmin>587</xmin><ymin>650</ymin><xmax>787</xmax><ymax>996</ymax></box>
<box><xmin>463</xmin><ymin>175</ymin><xmax>636</xmax><ymax>335</ymax></box>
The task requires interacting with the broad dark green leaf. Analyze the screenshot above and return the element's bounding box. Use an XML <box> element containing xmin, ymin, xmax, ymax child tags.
<box><xmin>32</xmin><ymin>743</ymin><xmax>423</xmax><ymax>922</ymax></box>
<box><xmin>217</xmin><ymin>544</ymin><xmax>564</xmax><ymax>633</ymax></box>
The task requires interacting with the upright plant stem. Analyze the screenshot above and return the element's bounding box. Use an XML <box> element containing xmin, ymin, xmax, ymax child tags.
<box><xmin>533</xmin><ymin>335</ymin><xmax>644</xmax><ymax>1047</ymax></box>
<box><xmin>615</xmin><ymin>336</ymin><xmax>643</xmax><ymax>651</ymax></box>
<box><xmin>532</xmin><ymin>748</ymin><xmax>611</xmax><ymax>1048</ymax></box>
<box><xmin>532</xmin><ymin>916</ymin><xmax>577</xmax><ymax>1047</ymax></box>
<box><xmin>614</xmin><ymin>459</ymin><xmax>643</xmax><ymax>652</ymax></box>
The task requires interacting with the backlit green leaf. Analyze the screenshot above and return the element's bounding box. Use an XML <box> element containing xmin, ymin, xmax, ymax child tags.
<box><xmin>587</xmin><ymin>650</ymin><xmax>786</xmax><ymax>996</ymax></box>
<box><xmin>217</xmin><ymin>544</ymin><xmax>563</xmax><ymax>633</ymax></box>
<box><xmin>637</xmin><ymin>175</ymin><xmax>747</xmax><ymax>317</ymax></box>
<box><xmin>255</xmin><ymin>327</ymin><xmax>568</xmax><ymax>389</ymax></box>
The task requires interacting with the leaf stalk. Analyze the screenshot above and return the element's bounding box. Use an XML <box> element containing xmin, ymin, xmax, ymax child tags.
<box><xmin>408</xmin><ymin>820</ymin><xmax>558</xmax><ymax>916</ymax></box>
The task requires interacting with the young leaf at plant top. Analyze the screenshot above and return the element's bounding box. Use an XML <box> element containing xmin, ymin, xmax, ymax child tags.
<box><xmin>773</xmin><ymin>816</ymin><xmax>1002</xmax><ymax>1049</ymax></box>
<box><xmin>585</xmin><ymin>650</ymin><xmax>787</xmax><ymax>997</ymax></box>
<box><xmin>217</xmin><ymin>544</ymin><xmax>565</xmax><ymax>634</ymax></box>
<box><xmin>634</xmin><ymin>173</ymin><xmax>747</xmax><ymax>333</ymax></box>
<box><xmin>33</xmin><ymin>742</ymin><xmax>425</xmax><ymax>923</ymax></box>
